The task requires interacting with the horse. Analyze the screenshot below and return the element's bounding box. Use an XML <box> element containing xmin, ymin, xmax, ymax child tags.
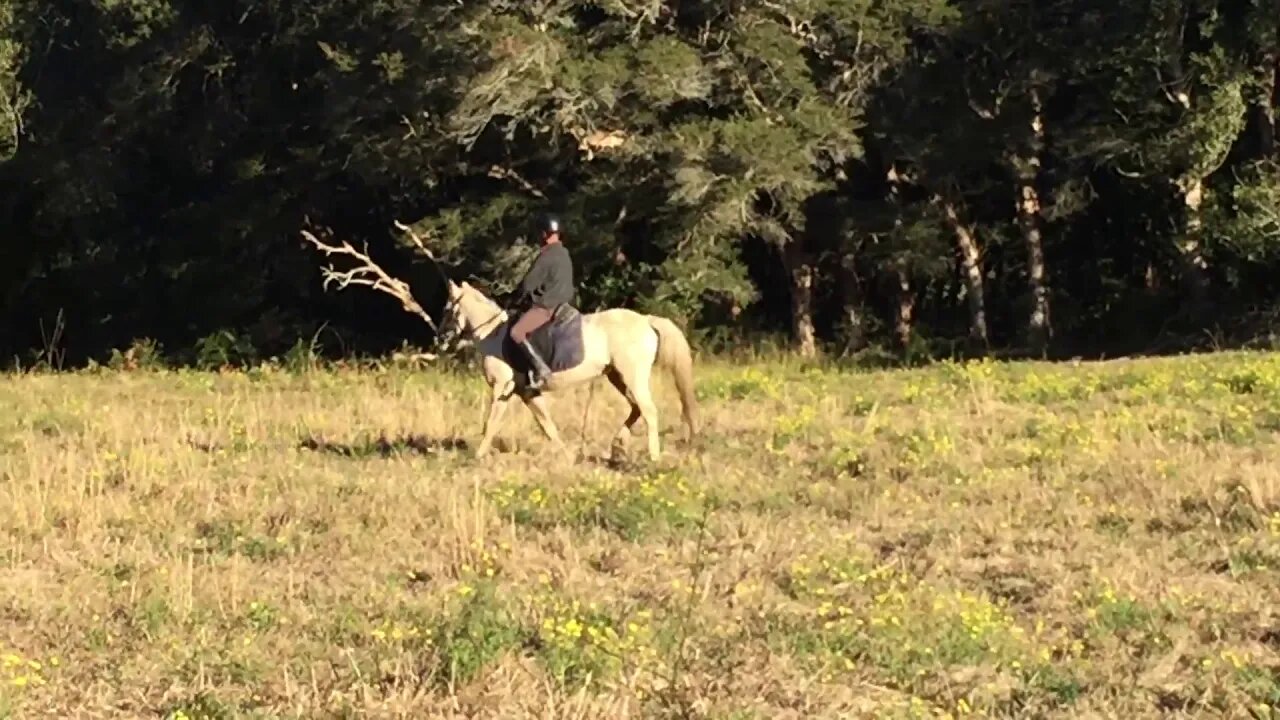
<box><xmin>439</xmin><ymin>280</ymin><xmax>698</xmax><ymax>461</ymax></box>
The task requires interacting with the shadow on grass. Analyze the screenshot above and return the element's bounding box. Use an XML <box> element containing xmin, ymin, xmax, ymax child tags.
<box><xmin>298</xmin><ymin>433</ymin><xmax>470</xmax><ymax>458</ymax></box>
<box><xmin>578</xmin><ymin>451</ymin><xmax>643</xmax><ymax>473</ymax></box>
<box><xmin>575</xmin><ymin>429</ymin><xmax>704</xmax><ymax>473</ymax></box>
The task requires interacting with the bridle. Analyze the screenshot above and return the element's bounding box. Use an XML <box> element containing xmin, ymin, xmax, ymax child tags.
<box><xmin>434</xmin><ymin>287</ymin><xmax>507</xmax><ymax>354</ymax></box>
<box><xmin>434</xmin><ymin>294</ymin><xmax>461</xmax><ymax>352</ymax></box>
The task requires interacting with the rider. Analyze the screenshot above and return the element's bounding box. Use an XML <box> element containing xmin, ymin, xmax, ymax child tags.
<box><xmin>511</xmin><ymin>214</ymin><xmax>575</xmax><ymax>389</ymax></box>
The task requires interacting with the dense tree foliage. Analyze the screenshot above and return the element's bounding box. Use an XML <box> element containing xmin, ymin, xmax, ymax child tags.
<box><xmin>1</xmin><ymin>0</ymin><xmax>1278</xmax><ymax>367</ymax></box>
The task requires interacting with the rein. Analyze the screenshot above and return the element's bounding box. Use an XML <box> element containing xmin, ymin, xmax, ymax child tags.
<box><xmin>439</xmin><ymin>289</ymin><xmax>508</xmax><ymax>352</ymax></box>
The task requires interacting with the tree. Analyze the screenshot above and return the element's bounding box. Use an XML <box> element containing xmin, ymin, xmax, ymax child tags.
<box><xmin>0</xmin><ymin>0</ymin><xmax>28</xmax><ymax>161</ymax></box>
<box><xmin>866</xmin><ymin>23</ymin><xmax>996</xmax><ymax>352</ymax></box>
<box><xmin>653</xmin><ymin>0</ymin><xmax>956</xmax><ymax>356</ymax></box>
<box><xmin>5</xmin><ymin>0</ymin><xmax>1280</xmax><ymax>367</ymax></box>
<box><xmin>1057</xmin><ymin>0</ymin><xmax>1253</xmax><ymax>306</ymax></box>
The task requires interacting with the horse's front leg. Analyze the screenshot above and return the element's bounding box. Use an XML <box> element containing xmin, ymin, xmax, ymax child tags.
<box><xmin>522</xmin><ymin>393</ymin><xmax>572</xmax><ymax>459</ymax></box>
<box><xmin>475</xmin><ymin>382</ymin><xmax>514</xmax><ymax>459</ymax></box>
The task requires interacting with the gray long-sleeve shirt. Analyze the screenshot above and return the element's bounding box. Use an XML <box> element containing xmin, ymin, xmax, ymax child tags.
<box><xmin>518</xmin><ymin>242</ymin><xmax>575</xmax><ymax>308</ymax></box>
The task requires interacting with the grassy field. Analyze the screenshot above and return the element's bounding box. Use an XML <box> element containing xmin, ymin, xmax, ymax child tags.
<box><xmin>2</xmin><ymin>350</ymin><xmax>1279</xmax><ymax>719</ymax></box>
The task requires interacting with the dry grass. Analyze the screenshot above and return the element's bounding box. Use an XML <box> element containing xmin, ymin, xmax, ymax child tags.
<box><xmin>2</xmin><ymin>351</ymin><xmax>1280</xmax><ymax>719</ymax></box>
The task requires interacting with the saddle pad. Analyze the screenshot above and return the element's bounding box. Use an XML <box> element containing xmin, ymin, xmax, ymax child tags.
<box><xmin>502</xmin><ymin>305</ymin><xmax>586</xmax><ymax>375</ymax></box>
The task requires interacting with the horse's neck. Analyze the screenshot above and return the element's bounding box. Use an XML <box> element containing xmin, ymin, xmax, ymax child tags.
<box><xmin>460</xmin><ymin>291</ymin><xmax>507</xmax><ymax>339</ymax></box>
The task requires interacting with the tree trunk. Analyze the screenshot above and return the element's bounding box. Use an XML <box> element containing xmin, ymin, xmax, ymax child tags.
<box><xmin>893</xmin><ymin>262</ymin><xmax>915</xmax><ymax>353</ymax></box>
<box><xmin>1256</xmin><ymin>54</ymin><xmax>1276</xmax><ymax>156</ymax></box>
<box><xmin>885</xmin><ymin>165</ymin><xmax>915</xmax><ymax>355</ymax></box>
<box><xmin>1255</xmin><ymin>27</ymin><xmax>1278</xmax><ymax>157</ymax></box>
<box><xmin>1015</xmin><ymin>85</ymin><xmax>1052</xmax><ymax>356</ymax></box>
<box><xmin>1272</xmin><ymin>50</ymin><xmax>1279</xmax><ymax>155</ymax></box>
<box><xmin>938</xmin><ymin>197</ymin><xmax>989</xmax><ymax>351</ymax></box>
<box><xmin>781</xmin><ymin>242</ymin><xmax>817</xmax><ymax>358</ymax></box>
<box><xmin>1168</xmin><ymin>79</ymin><xmax>1219</xmax><ymax>305</ymax></box>
<box><xmin>1178</xmin><ymin>176</ymin><xmax>1210</xmax><ymax>302</ymax></box>
<box><xmin>837</xmin><ymin>252</ymin><xmax>867</xmax><ymax>353</ymax></box>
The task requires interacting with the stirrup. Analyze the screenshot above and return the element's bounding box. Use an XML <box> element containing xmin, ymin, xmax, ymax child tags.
<box><xmin>520</xmin><ymin>370</ymin><xmax>547</xmax><ymax>393</ymax></box>
<box><xmin>519</xmin><ymin>340</ymin><xmax>552</xmax><ymax>385</ymax></box>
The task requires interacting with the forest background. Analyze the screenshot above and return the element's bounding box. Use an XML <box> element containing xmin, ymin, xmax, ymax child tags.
<box><xmin>2</xmin><ymin>0</ymin><xmax>1278</xmax><ymax>368</ymax></box>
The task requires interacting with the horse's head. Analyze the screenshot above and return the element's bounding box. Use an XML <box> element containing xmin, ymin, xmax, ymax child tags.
<box><xmin>440</xmin><ymin>280</ymin><xmax>505</xmax><ymax>342</ymax></box>
<box><xmin>440</xmin><ymin>280</ymin><xmax>469</xmax><ymax>340</ymax></box>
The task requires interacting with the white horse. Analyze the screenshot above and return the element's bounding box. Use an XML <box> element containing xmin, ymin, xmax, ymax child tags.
<box><xmin>440</xmin><ymin>280</ymin><xmax>698</xmax><ymax>461</ymax></box>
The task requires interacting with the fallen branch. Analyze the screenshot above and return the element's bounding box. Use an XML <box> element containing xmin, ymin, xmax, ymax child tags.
<box><xmin>391</xmin><ymin>350</ymin><xmax>439</xmax><ymax>364</ymax></box>
<box><xmin>300</xmin><ymin>227</ymin><xmax>438</xmax><ymax>332</ymax></box>
<box><xmin>392</xmin><ymin>219</ymin><xmax>442</xmax><ymax>260</ymax></box>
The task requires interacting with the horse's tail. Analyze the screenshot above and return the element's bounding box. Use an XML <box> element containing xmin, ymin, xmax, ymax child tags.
<box><xmin>647</xmin><ymin>315</ymin><xmax>698</xmax><ymax>439</ymax></box>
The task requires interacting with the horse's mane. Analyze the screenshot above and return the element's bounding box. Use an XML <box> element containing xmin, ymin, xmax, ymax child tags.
<box><xmin>460</xmin><ymin>282</ymin><xmax>503</xmax><ymax>313</ymax></box>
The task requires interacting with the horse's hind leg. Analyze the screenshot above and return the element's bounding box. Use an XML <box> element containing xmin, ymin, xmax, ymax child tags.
<box><xmin>605</xmin><ymin>366</ymin><xmax>643</xmax><ymax>449</ymax></box>
<box><xmin>616</xmin><ymin>361</ymin><xmax>661</xmax><ymax>461</ymax></box>
<box><xmin>636</xmin><ymin>386</ymin><xmax>661</xmax><ymax>462</ymax></box>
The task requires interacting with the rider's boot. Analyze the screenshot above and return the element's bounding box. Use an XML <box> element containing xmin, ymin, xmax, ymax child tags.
<box><xmin>520</xmin><ymin>340</ymin><xmax>553</xmax><ymax>390</ymax></box>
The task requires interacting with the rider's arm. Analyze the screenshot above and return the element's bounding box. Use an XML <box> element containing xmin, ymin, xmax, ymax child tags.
<box><xmin>518</xmin><ymin>251</ymin><xmax>550</xmax><ymax>300</ymax></box>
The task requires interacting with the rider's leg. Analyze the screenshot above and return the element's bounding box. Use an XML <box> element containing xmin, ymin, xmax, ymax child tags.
<box><xmin>511</xmin><ymin>306</ymin><xmax>554</xmax><ymax>386</ymax></box>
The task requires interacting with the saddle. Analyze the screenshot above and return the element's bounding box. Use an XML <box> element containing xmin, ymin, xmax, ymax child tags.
<box><xmin>502</xmin><ymin>303</ymin><xmax>586</xmax><ymax>378</ymax></box>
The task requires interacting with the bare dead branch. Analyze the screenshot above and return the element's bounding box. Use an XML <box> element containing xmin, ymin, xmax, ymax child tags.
<box><xmin>400</xmin><ymin>114</ymin><xmax>418</xmax><ymax>140</ymax></box>
<box><xmin>577</xmin><ymin>129</ymin><xmax>628</xmax><ymax>162</ymax></box>
<box><xmin>484</xmin><ymin>165</ymin><xmax>547</xmax><ymax>197</ymax></box>
<box><xmin>760</xmin><ymin>0</ymin><xmax>822</xmax><ymax>54</ymax></box>
<box><xmin>1155</xmin><ymin>65</ymin><xmax>1191</xmax><ymax>109</ymax></box>
<box><xmin>385</xmin><ymin>221</ymin><xmax>481</xmax><ymax>356</ymax></box>
<box><xmin>300</xmin><ymin>228</ymin><xmax>438</xmax><ymax>332</ymax></box>
<box><xmin>391</xmin><ymin>219</ymin><xmax>440</xmax><ymax>260</ymax></box>
<box><xmin>962</xmin><ymin>73</ymin><xmax>1004</xmax><ymax>120</ymax></box>
<box><xmin>391</xmin><ymin>350</ymin><xmax>439</xmax><ymax>364</ymax></box>
<box><xmin>734</xmin><ymin>69</ymin><xmax>778</xmax><ymax>120</ymax></box>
